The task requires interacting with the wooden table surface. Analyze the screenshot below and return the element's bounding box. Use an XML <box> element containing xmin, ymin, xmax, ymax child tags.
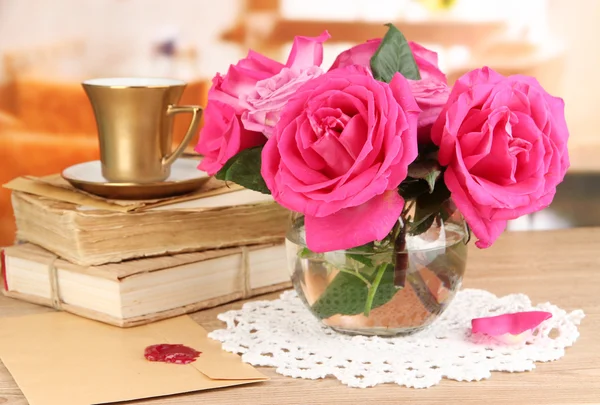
<box><xmin>1</xmin><ymin>228</ymin><xmax>599</xmax><ymax>404</ymax></box>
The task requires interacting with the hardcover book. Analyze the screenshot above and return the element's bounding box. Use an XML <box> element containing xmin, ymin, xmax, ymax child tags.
<box><xmin>9</xmin><ymin>184</ymin><xmax>289</xmax><ymax>266</ymax></box>
<box><xmin>1</xmin><ymin>242</ymin><xmax>290</xmax><ymax>327</ymax></box>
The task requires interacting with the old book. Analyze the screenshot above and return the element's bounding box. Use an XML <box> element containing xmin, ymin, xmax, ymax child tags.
<box><xmin>1</xmin><ymin>242</ymin><xmax>290</xmax><ymax>327</ymax></box>
<box><xmin>11</xmin><ymin>188</ymin><xmax>289</xmax><ymax>266</ymax></box>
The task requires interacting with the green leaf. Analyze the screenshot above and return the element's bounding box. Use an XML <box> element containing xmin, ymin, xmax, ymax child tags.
<box><xmin>408</xmin><ymin>177</ymin><xmax>451</xmax><ymax>236</ymax></box>
<box><xmin>407</xmin><ymin>160</ymin><xmax>441</xmax><ymax>193</ymax></box>
<box><xmin>370</xmin><ymin>23</ymin><xmax>421</xmax><ymax>83</ymax></box>
<box><xmin>424</xmin><ymin>170</ymin><xmax>441</xmax><ymax>193</ymax></box>
<box><xmin>215</xmin><ymin>146</ymin><xmax>271</xmax><ymax>194</ymax></box>
<box><xmin>298</xmin><ymin>248</ymin><xmax>313</xmax><ymax>259</ymax></box>
<box><xmin>346</xmin><ymin>242</ymin><xmax>377</xmax><ymax>253</ymax></box>
<box><xmin>347</xmin><ymin>253</ymin><xmax>373</xmax><ymax>268</ymax></box>
<box><xmin>409</xmin><ymin>211</ymin><xmax>436</xmax><ymax>236</ymax></box>
<box><xmin>311</xmin><ymin>263</ymin><xmax>398</xmax><ymax>319</ymax></box>
<box><xmin>407</xmin><ymin>160</ymin><xmax>437</xmax><ymax>178</ymax></box>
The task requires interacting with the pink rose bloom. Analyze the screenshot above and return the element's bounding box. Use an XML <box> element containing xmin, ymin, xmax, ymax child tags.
<box><xmin>403</xmin><ymin>41</ymin><xmax>447</xmax><ymax>83</ymax></box>
<box><xmin>208</xmin><ymin>52</ymin><xmax>284</xmax><ymax>115</ymax></box>
<box><xmin>330</xmin><ymin>39</ymin><xmax>449</xmax><ymax>142</ymax></box>
<box><xmin>209</xmin><ymin>31</ymin><xmax>331</xmax><ymax>114</ymax></box>
<box><xmin>241</xmin><ymin>66</ymin><xmax>324</xmax><ymax>137</ymax></box>
<box><xmin>261</xmin><ymin>66</ymin><xmax>420</xmax><ymax>252</ymax></box>
<box><xmin>196</xmin><ymin>31</ymin><xmax>330</xmax><ymax>174</ymax></box>
<box><xmin>409</xmin><ymin>79</ymin><xmax>450</xmax><ymax>140</ymax></box>
<box><xmin>431</xmin><ymin>67</ymin><xmax>570</xmax><ymax>248</ymax></box>
<box><xmin>195</xmin><ymin>100</ymin><xmax>266</xmax><ymax>175</ymax></box>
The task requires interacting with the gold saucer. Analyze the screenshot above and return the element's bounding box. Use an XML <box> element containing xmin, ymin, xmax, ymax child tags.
<box><xmin>62</xmin><ymin>158</ymin><xmax>210</xmax><ymax>200</ymax></box>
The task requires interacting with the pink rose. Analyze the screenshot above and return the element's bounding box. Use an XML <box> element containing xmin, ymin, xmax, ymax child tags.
<box><xmin>330</xmin><ymin>39</ymin><xmax>449</xmax><ymax>142</ymax></box>
<box><xmin>404</xmin><ymin>41</ymin><xmax>447</xmax><ymax>83</ymax></box>
<box><xmin>410</xmin><ymin>79</ymin><xmax>450</xmax><ymax>141</ymax></box>
<box><xmin>209</xmin><ymin>31</ymin><xmax>331</xmax><ymax>114</ymax></box>
<box><xmin>261</xmin><ymin>66</ymin><xmax>420</xmax><ymax>252</ymax></box>
<box><xmin>195</xmin><ymin>100</ymin><xmax>266</xmax><ymax>175</ymax></box>
<box><xmin>241</xmin><ymin>66</ymin><xmax>324</xmax><ymax>137</ymax></box>
<box><xmin>329</xmin><ymin>38</ymin><xmax>381</xmax><ymax>71</ymax></box>
<box><xmin>209</xmin><ymin>51</ymin><xmax>284</xmax><ymax>115</ymax></box>
<box><xmin>196</xmin><ymin>31</ymin><xmax>330</xmax><ymax>174</ymax></box>
<box><xmin>431</xmin><ymin>67</ymin><xmax>570</xmax><ymax>248</ymax></box>
<box><xmin>330</xmin><ymin>39</ymin><xmax>446</xmax><ymax>82</ymax></box>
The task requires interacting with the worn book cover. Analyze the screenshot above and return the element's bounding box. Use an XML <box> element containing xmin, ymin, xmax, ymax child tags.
<box><xmin>6</xmin><ymin>175</ymin><xmax>289</xmax><ymax>266</ymax></box>
<box><xmin>1</xmin><ymin>242</ymin><xmax>290</xmax><ymax>327</ymax></box>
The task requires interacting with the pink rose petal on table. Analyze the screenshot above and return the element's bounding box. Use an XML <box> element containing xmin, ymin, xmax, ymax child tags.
<box><xmin>472</xmin><ymin>311</ymin><xmax>552</xmax><ymax>336</ymax></box>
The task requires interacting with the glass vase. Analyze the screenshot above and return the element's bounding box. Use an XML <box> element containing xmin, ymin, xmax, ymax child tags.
<box><xmin>285</xmin><ymin>199</ymin><xmax>469</xmax><ymax>337</ymax></box>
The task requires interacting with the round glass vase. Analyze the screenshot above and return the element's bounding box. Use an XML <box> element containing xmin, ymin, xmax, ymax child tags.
<box><xmin>285</xmin><ymin>199</ymin><xmax>469</xmax><ymax>337</ymax></box>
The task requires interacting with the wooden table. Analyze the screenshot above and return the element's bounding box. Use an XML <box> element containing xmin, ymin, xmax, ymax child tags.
<box><xmin>1</xmin><ymin>228</ymin><xmax>599</xmax><ymax>404</ymax></box>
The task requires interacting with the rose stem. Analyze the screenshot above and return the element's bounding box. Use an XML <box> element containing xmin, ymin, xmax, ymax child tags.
<box><xmin>394</xmin><ymin>225</ymin><xmax>408</xmax><ymax>288</ymax></box>
<box><xmin>407</xmin><ymin>272</ymin><xmax>443</xmax><ymax>314</ymax></box>
<box><xmin>363</xmin><ymin>263</ymin><xmax>387</xmax><ymax>316</ymax></box>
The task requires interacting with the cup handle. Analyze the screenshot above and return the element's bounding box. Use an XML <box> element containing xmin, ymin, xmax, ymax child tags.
<box><xmin>162</xmin><ymin>105</ymin><xmax>203</xmax><ymax>168</ymax></box>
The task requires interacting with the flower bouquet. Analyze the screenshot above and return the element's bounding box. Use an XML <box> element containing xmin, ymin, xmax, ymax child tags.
<box><xmin>196</xmin><ymin>24</ymin><xmax>569</xmax><ymax>336</ymax></box>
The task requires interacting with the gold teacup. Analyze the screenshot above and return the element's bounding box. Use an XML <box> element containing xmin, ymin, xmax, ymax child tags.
<box><xmin>82</xmin><ymin>77</ymin><xmax>203</xmax><ymax>184</ymax></box>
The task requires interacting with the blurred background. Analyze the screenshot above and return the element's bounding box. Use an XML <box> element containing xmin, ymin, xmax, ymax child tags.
<box><xmin>0</xmin><ymin>0</ymin><xmax>598</xmax><ymax>246</ymax></box>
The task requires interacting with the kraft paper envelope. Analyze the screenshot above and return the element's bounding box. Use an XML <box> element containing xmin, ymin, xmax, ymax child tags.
<box><xmin>0</xmin><ymin>312</ymin><xmax>267</xmax><ymax>405</ymax></box>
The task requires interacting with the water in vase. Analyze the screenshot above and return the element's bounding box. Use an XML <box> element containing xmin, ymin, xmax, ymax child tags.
<box><xmin>286</xmin><ymin>216</ymin><xmax>468</xmax><ymax>336</ymax></box>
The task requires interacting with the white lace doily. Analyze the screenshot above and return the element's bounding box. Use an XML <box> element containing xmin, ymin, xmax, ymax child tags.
<box><xmin>208</xmin><ymin>289</ymin><xmax>584</xmax><ymax>388</ymax></box>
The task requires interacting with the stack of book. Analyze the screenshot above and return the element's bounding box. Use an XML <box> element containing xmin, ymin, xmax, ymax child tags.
<box><xmin>1</xmin><ymin>174</ymin><xmax>290</xmax><ymax>327</ymax></box>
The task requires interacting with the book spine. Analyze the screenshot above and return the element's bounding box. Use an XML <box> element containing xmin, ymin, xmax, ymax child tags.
<box><xmin>1</xmin><ymin>249</ymin><xmax>7</xmax><ymax>292</ymax></box>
